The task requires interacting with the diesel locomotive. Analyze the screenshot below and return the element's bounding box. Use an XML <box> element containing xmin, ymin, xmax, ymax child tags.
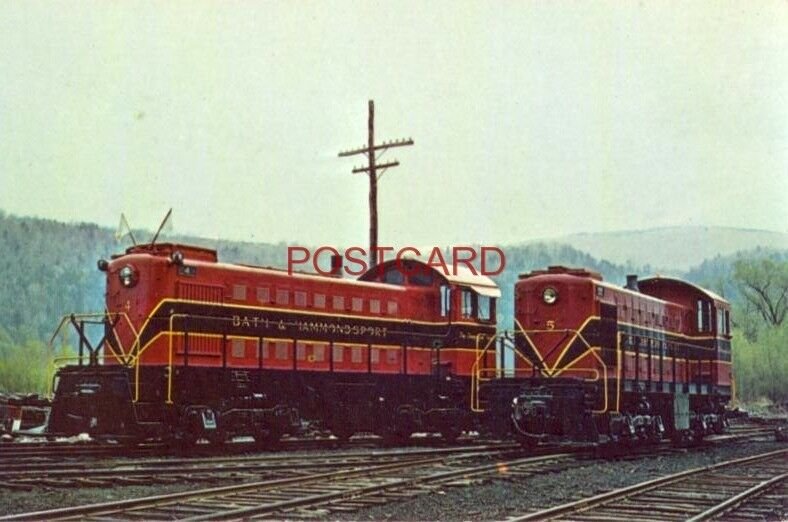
<box><xmin>47</xmin><ymin>243</ymin><xmax>733</xmax><ymax>448</ymax></box>
<box><xmin>473</xmin><ymin>266</ymin><xmax>732</xmax><ymax>447</ymax></box>
<box><xmin>48</xmin><ymin>243</ymin><xmax>500</xmax><ymax>445</ymax></box>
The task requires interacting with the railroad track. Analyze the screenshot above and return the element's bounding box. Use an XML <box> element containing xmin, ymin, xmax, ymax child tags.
<box><xmin>0</xmin><ymin>442</ymin><xmax>519</xmax><ymax>491</ymax></box>
<box><xmin>1</xmin><ymin>420</ymin><xmax>774</xmax><ymax>462</ymax></box>
<box><xmin>0</xmin><ymin>432</ymin><xmax>480</xmax><ymax>461</ymax></box>
<box><xmin>509</xmin><ymin>447</ymin><xmax>788</xmax><ymax>521</ymax></box>
<box><xmin>2</xmin><ymin>425</ymin><xmax>780</xmax><ymax>520</ymax></box>
<box><xmin>1</xmin><ymin>447</ymin><xmax>580</xmax><ymax>520</ymax></box>
<box><xmin>0</xmin><ymin>441</ymin><xmax>165</xmax><ymax>461</ymax></box>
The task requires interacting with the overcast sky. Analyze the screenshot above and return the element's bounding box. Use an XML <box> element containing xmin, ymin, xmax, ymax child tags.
<box><xmin>1</xmin><ymin>2</ymin><xmax>786</xmax><ymax>248</ymax></box>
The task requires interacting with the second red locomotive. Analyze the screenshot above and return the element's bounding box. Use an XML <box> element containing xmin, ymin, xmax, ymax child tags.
<box><xmin>473</xmin><ymin>266</ymin><xmax>731</xmax><ymax>447</ymax></box>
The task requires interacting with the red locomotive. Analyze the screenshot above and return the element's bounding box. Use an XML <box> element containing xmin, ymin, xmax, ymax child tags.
<box><xmin>47</xmin><ymin>243</ymin><xmax>733</xmax><ymax>449</ymax></box>
<box><xmin>48</xmin><ymin>243</ymin><xmax>500</xmax><ymax>444</ymax></box>
<box><xmin>472</xmin><ymin>266</ymin><xmax>732</xmax><ymax>447</ymax></box>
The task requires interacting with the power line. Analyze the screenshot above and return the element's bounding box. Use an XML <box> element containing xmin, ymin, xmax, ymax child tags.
<box><xmin>338</xmin><ymin>100</ymin><xmax>414</xmax><ymax>270</ymax></box>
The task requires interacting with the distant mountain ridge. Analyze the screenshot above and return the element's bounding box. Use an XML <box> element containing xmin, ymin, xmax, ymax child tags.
<box><xmin>518</xmin><ymin>226</ymin><xmax>788</xmax><ymax>271</ymax></box>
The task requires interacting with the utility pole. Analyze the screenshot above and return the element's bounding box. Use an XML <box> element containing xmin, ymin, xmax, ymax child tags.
<box><xmin>338</xmin><ymin>100</ymin><xmax>414</xmax><ymax>270</ymax></box>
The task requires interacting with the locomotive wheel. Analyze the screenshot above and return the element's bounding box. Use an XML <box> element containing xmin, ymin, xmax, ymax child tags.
<box><xmin>381</xmin><ymin>429</ymin><xmax>410</xmax><ymax>446</ymax></box>
<box><xmin>253</xmin><ymin>428</ymin><xmax>282</xmax><ymax>450</ymax></box>
<box><xmin>441</xmin><ymin>427</ymin><xmax>461</xmax><ymax>444</ymax></box>
<box><xmin>331</xmin><ymin>409</ymin><xmax>356</xmax><ymax>442</ymax></box>
<box><xmin>170</xmin><ymin>431</ymin><xmax>201</xmax><ymax>453</ymax></box>
<box><xmin>331</xmin><ymin>424</ymin><xmax>354</xmax><ymax>442</ymax></box>
<box><xmin>208</xmin><ymin>429</ymin><xmax>227</xmax><ymax>446</ymax></box>
<box><xmin>671</xmin><ymin>429</ymin><xmax>690</xmax><ymax>447</ymax></box>
<box><xmin>515</xmin><ymin>433</ymin><xmax>539</xmax><ymax>451</ymax></box>
<box><xmin>378</xmin><ymin>417</ymin><xmax>411</xmax><ymax>446</ymax></box>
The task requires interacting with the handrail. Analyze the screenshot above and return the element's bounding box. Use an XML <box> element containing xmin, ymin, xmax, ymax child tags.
<box><xmin>469</xmin><ymin>330</ymin><xmax>538</xmax><ymax>412</ymax></box>
<box><xmin>470</xmin><ymin>334</ymin><xmax>497</xmax><ymax>412</ymax></box>
<box><xmin>470</xmin><ymin>325</ymin><xmax>610</xmax><ymax>414</ymax></box>
<box><xmin>48</xmin><ymin>311</ymin><xmax>141</xmax><ymax>365</ymax></box>
<box><xmin>165</xmin><ymin>314</ymin><xmax>189</xmax><ymax>404</ymax></box>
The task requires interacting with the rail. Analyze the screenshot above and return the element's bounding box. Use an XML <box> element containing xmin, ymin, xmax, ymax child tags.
<box><xmin>509</xmin><ymin>447</ymin><xmax>788</xmax><ymax>521</ymax></box>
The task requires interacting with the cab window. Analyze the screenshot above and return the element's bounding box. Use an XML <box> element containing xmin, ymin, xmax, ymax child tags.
<box><xmin>461</xmin><ymin>289</ymin><xmax>474</xmax><ymax>319</ymax></box>
<box><xmin>697</xmin><ymin>299</ymin><xmax>711</xmax><ymax>332</ymax></box>
<box><xmin>478</xmin><ymin>295</ymin><xmax>495</xmax><ymax>321</ymax></box>
<box><xmin>383</xmin><ymin>268</ymin><xmax>405</xmax><ymax>285</ymax></box>
<box><xmin>440</xmin><ymin>286</ymin><xmax>451</xmax><ymax>317</ymax></box>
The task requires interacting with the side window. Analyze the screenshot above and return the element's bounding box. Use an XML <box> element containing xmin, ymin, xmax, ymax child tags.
<box><xmin>275</xmin><ymin>341</ymin><xmax>288</xmax><ymax>360</ymax></box>
<box><xmin>697</xmin><ymin>299</ymin><xmax>711</xmax><ymax>332</ymax></box>
<box><xmin>461</xmin><ymin>289</ymin><xmax>474</xmax><ymax>318</ymax></box>
<box><xmin>370</xmin><ymin>299</ymin><xmax>381</xmax><ymax>314</ymax></box>
<box><xmin>478</xmin><ymin>295</ymin><xmax>491</xmax><ymax>321</ymax></box>
<box><xmin>256</xmin><ymin>287</ymin><xmax>270</xmax><ymax>303</ymax></box>
<box><xmin>232</xmin><ymin>284</ymin><xmax>247</xmax><ymax>301</ymax></box>
<box><xmin>276</xmin><ymin>289</ymin><xmax>289</xmax><ymax>305</ymax></box>
<box><xmin>313</xmin><ymin>293</ymin><xmax>326</xmax><ymax>308</ymax></box>
<box><xmin>231</xmin><ymin>339</ymin><xmax>245</xmax><ymax>358</ymax></box>
<box><xmin>440</xmin><ymin>286</ymin><xmax>451</xmax><ymax>317</ymax></box>
<box><xmin>294</xmin><ymin>291</ymin><xmax>307</xmax><ymax>307</ymax></box>
<box><xmin>351</xmin><ymin>347</ymin><xmax>363</xmax><ymax>363</ymax></box>
<box><xmin>717</xmin><ymin>309</ymin><xmax>723</xmax><ymax>334</ymax></box>
<box><xmin>352</xmin><ymin>297</ymin><xmax>363</xmax><ymax>312</ymax></box>
<box><xmin>332</xmin><ymin>295</ymin><xmax>345</xmax><ymax>310</ymax></box>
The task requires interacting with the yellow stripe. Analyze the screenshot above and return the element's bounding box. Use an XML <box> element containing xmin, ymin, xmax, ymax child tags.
<box><xmin>616</xmin><ymin>319</ymin><xmax>722</xmax><ymax>341</ymax></box>
<box><xmin>547</xmin><ymin>315</ymin><xmax>598</xmax><ymax>373</ymax></box>
<box><xmin>125</xmin><ymin>297</ymin><xmax>492</xmax><ymax>359</ymax></box>
<box><xmin>136</xmin><ymin>331</ymin><xmax>483</xmax><ymax>360</ymax></box>
<box><xmin>166</xmin><ymin>297</ymin><xmax>486</xmax><ymax>326</ymax></box>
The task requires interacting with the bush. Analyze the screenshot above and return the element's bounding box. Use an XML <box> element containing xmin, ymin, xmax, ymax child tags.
<box><xmin>732</xmin><ymin>322</ymin><xmax>788</xmax><ymax>403</ymax></box>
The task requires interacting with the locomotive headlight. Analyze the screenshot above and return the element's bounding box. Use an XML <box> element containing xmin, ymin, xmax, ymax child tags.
<box><xmin>542</xmin><ymin>287</ymin><xmax>558</xmax><ymax>305</ymax></box>
<box><xmin>118</xmin><ymin>265</ymin><xmax>137</xmax><ymax>288</ymax></box>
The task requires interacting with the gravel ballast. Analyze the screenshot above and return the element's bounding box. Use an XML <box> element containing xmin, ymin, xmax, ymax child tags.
<box><xmin>1</xmin><ymin>440</ymin><xmax>784</xmax><ymax>519</ymax></box>
<box><xmin>335</xmin><ymin>440</ymin><xmax>786</xmax><ymax>521</ymax></box>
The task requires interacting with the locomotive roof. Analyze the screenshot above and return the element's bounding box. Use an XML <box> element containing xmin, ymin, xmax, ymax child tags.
<box><xmin>359</xmin><ymin>259</ymin><xmax>501</xmax><ymax>298</ymax></box>
<box><xmin>518</xmin><ymin>266</ymin><xmax>728</xmax><ymax>306</ymax></box>
<box><xmin>519</xmin><ymin>266</ymin><xmax>603</xmax><ymax>280</ymax></box>
<box><xmin>639</xmin><ymin>275</ymin><xmax>729</xmax><ymax>305</ymax></box>
<box><xmin>116</xmin><ymin>243</ymin><xmax>405</xmax><ymax>291</ymax></box>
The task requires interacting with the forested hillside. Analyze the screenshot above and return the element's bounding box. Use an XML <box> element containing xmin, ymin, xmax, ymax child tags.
<box><xmin>0</xmin><ymin>212</ymin><xmax>642</xmax><ymax>345</ymax></box>
<box><xmin>545</xmin><ymin>226</ymin><xmax>788</xmax><ymax>270</ymax></box>
<box><xmin>1</xmin><ymin>211</ymin><xmax>786</xmax><ymax>404</ymax></box>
